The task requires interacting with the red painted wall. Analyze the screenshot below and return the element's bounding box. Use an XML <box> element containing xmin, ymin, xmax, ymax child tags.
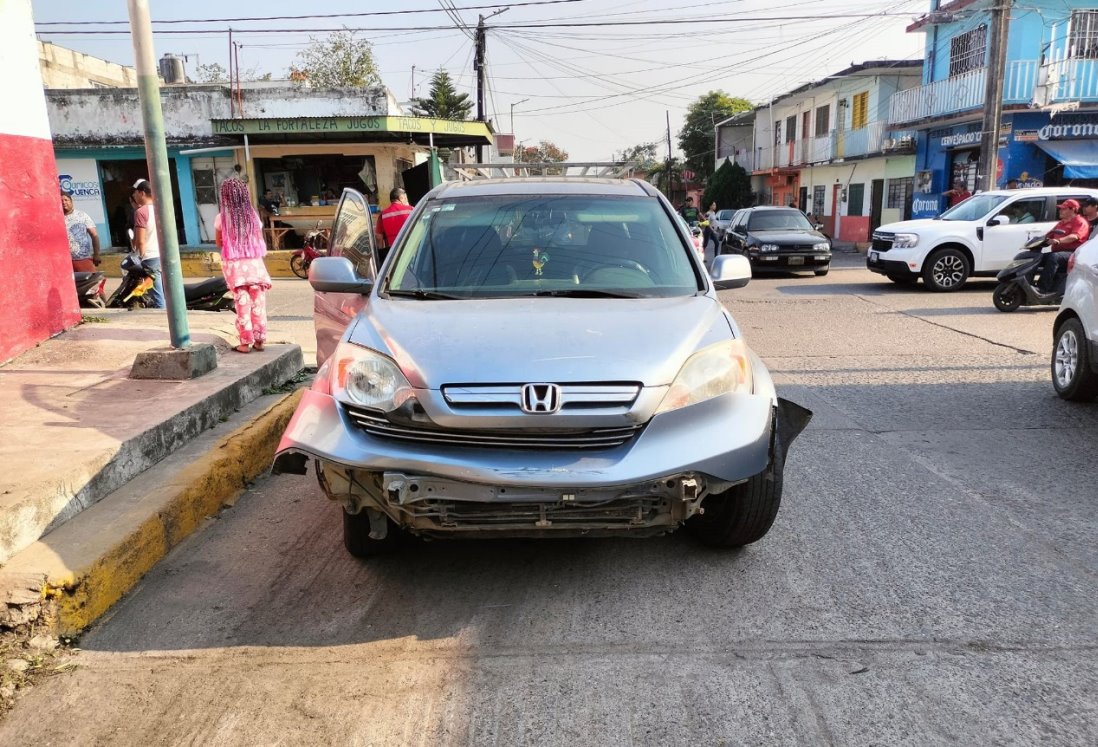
<box><xmin>837</xmin><ymin>216</ymin><xmax>870</xmax><ymax>244</ymax></box>
<box><xmin>0</xmin><ymin>133</ymin><xmax>81</xmax><ymax>363</ymax></box>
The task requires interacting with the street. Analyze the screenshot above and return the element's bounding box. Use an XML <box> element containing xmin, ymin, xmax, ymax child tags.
<box><xmin>4</xmin><ymin>254</ymin><xmax>1098</xmax><ymax>744</ymax></box>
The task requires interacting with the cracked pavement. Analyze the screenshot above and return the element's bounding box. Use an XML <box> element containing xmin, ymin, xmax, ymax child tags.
<box><xmin>3</xmin><ymin>255</ymin><xmax>1096</xmax><ymax>745</ymax></box>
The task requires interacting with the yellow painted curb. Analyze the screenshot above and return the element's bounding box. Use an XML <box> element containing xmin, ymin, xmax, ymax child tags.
<box><xmin>97</xmin><ymin>250</ymin><xmax>303</xmax><ymax>279</ymax></box>
<box><xmin>19</xmin><ymin>389</ymin><xmax>303</xmax><ymax>636</ymax></box>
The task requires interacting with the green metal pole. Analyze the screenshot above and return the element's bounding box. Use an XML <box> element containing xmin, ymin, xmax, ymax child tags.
<box><xmin>428</xmin><ymin>149</ymin><xmax>443</xmax><ymax>188</ymax></box>
<box><xmin>128</xmin><ymin>0</ymin><xmax>190</xmax><ymax>349</ymax></box>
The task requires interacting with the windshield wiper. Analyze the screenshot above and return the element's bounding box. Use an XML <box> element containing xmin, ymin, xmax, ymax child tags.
<box><xmin>531</xmin><ymin>289</ymin><xmax>645</xmax><ymax>298</ymax></box>
<box><xmin>386</xmin><ymin>289</ymin><xmax>463</xmax><ymax>300</ymax></box>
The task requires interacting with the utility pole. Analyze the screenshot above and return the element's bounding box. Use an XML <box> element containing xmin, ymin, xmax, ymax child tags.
<box><xmin>510</xmin><ymin>98</ymin><xmax>529</xmax><ymax>135</ymax></box>
<box><xmin>474</xmin><ymin>8</ymin><xmax>508</xmax><ymax>162</ymax></box>
<box><xmin>977</xmin><ymin>0</ymin><xmax>1012</xmax><ymax>192</ymax></box>
<box><xmin>666</xmin><ymin>110</ymin><xmax>673</xmax><ymax>200</ymax></box>
<box><xmin>127</xmin><ymin>0</ymin><xmax>191</xmax><ymax>351</ymax></box>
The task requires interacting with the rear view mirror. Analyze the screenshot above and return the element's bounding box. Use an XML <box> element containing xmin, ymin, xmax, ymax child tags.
<box><xmin>308</xmin><ymin>256</ymin><xmax>373</xmax><ymax>294</ymax></box>
<box><xmin>710</xmin><ymin>254</ymin><xmax>752</xmax><ymax>290</ymax></box>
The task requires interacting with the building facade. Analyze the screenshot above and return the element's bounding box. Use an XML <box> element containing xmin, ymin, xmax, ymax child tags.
<box><xmin>893</xmin><ymin>0</ymin><xmax>1098</xmax><ymax>218</ymax></box>
<box><xmin>749</xmin><ymin>61</ymin><xmax>923</xmax><ymax>243</ymax></box>
<box><xmin>38</xmin><ymin>41</ymin><xmax>137</xmax><ymax>89</ymax></box>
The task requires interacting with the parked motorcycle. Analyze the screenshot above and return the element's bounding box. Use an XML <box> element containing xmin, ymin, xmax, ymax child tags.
<box><xmin>992</xmin><ymin>236</ymin><xmax>1064</xmax><ymax>312</ymax></box>
<box><xmin>74</xmin><ymin>271</ymin><xmax>107</xmax><ymax>308</ymax></box>
<box><xmin>290</xmin><ymin>221</ymin><xmax>329</xmax><ymax>279</ymax></box>
<box><xmin>106</xmin><ymin>253</ymin><xmax>235</xmax><ymax>311</ymax></box>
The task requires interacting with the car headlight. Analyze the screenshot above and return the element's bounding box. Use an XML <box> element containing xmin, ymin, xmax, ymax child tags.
<box><xmin>815</xmin><ymin>243</ymin><xmax>831</xmax><ymax>251</ymax></box>
<box><xmin>759</xmin><ymin>243</ymin><xmax>780</xmax><ymax>253</ymax></box>
<box><xmin>892</xmin><ymin>233</ymin><xmax>919</xmax><ymax>249</ymax></box>
<box><xmin>655</xmin><ymin>340</ymin><xmax>753</xmax><ymax>414</ymax></box>
<box><xmin>330</xmin><ymin>342</ymin><xmax>414</xmax><ymax>412</ymax></box>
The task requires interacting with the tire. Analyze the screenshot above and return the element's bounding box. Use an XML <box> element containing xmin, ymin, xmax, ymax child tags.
<box><xmin>922</xmin><ymin>247</ymin><xmax>971</xmax><ymax>292</ymax></box>
<box><xmin>1052</xmin><ymin>318</ymin><xmax>1098</xmax><ymax>401</ymax></box>
<box><xmin>342</xmin><ymin>508</ymin><xmax>401</xmax><ymax>558</ymax></box>
<box><xmin>686</xmin><ymin>464</ymin><xmax>783</xmax><ymax>548</ymax></box>
<box><xmin>290</xmin><ymin>253</ymin><xmax>309</xmax><ymax>280</ymax></box>
<box><xmin>814</xmin><ymin>266</ymin><xmax>830</xmax><ymax>277</ymax></box>
<box><xmin>886</xmin><ymin>274</ymin><xmax>918</xmax><ymax>286</ymax></box>
<box><xmin>993</xmin><ymin>282</ymin><xmax>1023</xmax><ymax>312</ymax></box>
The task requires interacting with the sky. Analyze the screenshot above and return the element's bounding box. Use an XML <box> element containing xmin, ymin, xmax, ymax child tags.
<box><xmin>31</xmin><ymin>0</ymin><xmax>931</xmax><ymax>161</ymax></box>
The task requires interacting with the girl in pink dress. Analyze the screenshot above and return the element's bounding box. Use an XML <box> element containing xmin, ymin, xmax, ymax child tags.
<box><xmin>215</xmin><ymin>178</ymin><xmax>273</xmax><ymax>353</ymax></box>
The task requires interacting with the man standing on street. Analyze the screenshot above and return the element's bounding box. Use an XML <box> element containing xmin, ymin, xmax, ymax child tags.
<box><xmin>62</xmin><ymin>190</ymin><xmax>100</xmax><ymax>272</ymax></box>
<box><xmin>1038</xmin><ymin>199</ymin><xmax>1089</xmax><ymax>294</ymax></box>
<box><xmin>679</xmin><ymin>195</ymin><xmax>700</xmax><ymax>224</ymax></box>
<box><xmin>131</xmin><ymin>179</ymin><xmax>165</xmax><ymax>308</ymax></box>
<box><xmin>376</xmin><ymin>187</ymin><xmax>413</xmax><ymax>264</ymax></box>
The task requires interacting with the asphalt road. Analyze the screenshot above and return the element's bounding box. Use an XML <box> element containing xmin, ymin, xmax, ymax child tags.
<box><xmin>6</xmin><ymin>255</ymin><xmax>1098</xmax><ymax>745</ymax></box>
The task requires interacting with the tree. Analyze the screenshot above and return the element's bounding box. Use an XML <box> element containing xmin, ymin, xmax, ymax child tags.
<box><xmin>409</xmin><ymin>70</ymin><xmax>473</xmax><ymax>120</ymax></box>
<box><xmin>618</xmin><ymin>141</ymin><xmax>660</xmax><ymax>170</ymax></box>
<box><xmin>194</xmin><ymin>62</ymin><xmax>227</xmax><ymax>84</ymax></box>
<box><xmin>516</xmin><ymin>140</ymin><xmax>569</xmax><ymax>175</ymax></box>
<box><xmin>290</xmin><ymin>29</ymin><xmax>380</xmax><ymax>88</ymax></box>
<box><xmin>702</xmin><ymin>158</ymin><xmax>754</xmax><ymax>210</ymax></box>
<box><xmin>645</xmin><ymin>157</ymin><xmax>685</xmax><ymax>198</ymax></box>
<box><xmin>677</xmin><ymin>91</ymin><xmax>753</xmax><ymax>182</ymax></box>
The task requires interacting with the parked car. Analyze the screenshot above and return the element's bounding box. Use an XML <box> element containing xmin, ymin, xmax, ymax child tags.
<box><xmin>1052</xmin><ymin>235</ymin><xmax>1098</xmax><ymax>401</ymax></box>
<box><xmin>710</xmin><ymin>208</ymin><xmax>739</xmax><ymax>239</ymax></box>
<box><xmin>274</xmin><ymin>179</ymin><xmax>811</xmax><ymax>557</ymax></box>
<box><xmin>722</xmin><ymin>206</ymin><xmax>832</xmax><ymax>276</ymax></box>
<box><xmin>868</xmin><ymin>187</ymin><xmax>1098</xmax><ymax>291</ymax></box>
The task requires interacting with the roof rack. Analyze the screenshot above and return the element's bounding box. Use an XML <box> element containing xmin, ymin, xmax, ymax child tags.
<box><xmin>444</xmin><ymin>161</ymin><xmax>640</xmax><ymax>180</ymax></box>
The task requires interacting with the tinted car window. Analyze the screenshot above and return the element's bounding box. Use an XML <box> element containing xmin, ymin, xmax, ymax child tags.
<box><xmin>717</xmin><ymin>210</ymin><xmax>735</xmax><ymax>220</ymax></box>
<box><xmin>331</xmin><ymin>191</ymin><xmax>376</xmax><ymax>278</ymax></box>
<box><xmin>386</xmin><ymin>195</ymin><xmax>700</xmax><ymax>298</ymax></box>
<box><xmin>746</xmin><ymin>209</ymin><xmax>813</xmax><ymax>231</ymax></box>
<box><xmin>939</xmin><ymin>194</ymin><xmax>1008</xmax><ymax>221</ymax></box>
<box><xmin>996</xmin><ymin>198</ymin><xmax>1045</xmax><ymax>224</ymax></box>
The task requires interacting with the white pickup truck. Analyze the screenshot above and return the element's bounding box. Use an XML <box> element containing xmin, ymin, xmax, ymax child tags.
<box><xmin>867</xmin><ymin>187</ymin><xmax>1098</xmax><ymax>291</ymax></box>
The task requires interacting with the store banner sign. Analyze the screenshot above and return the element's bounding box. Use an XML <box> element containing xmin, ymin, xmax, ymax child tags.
<box><xmin>56</xmin><ymin>158</ymin><xmax>106</xmax><ymax>224</ymax></box>
<box><xmin>940</xmin><ymin>131</ymin><xmax>982</xmax><ymax>148</ymax></box>
<box><xmin>1038</xmin><ymin>118</ymin><xmax>1098</xmax><ymax>140</ymax></box>
<box><xmin>911</xmin><ymin>193</ymin><xmax>942</xmax><ymax>219</ymax></box>
<box><xmin>212</xmin><ymin>116</ymin><xmax>494</xmax><ymax>142</ymax></box>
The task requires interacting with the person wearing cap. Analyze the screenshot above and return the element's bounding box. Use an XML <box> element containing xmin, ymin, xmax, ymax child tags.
<box><xmin>375</xmin><ymin>187</ymin><xmax>413</xmax><ymax>264</ymax></box>
<box><xmin>1081</xmin><ymin>197</ymin><xmax>1098</xmax><ymax>234</ymax></box>
<box><xmin>1037</xmin><ymin>199</ymin><xmax>1090</xmax><ymax>294</ymax></box>
<box><xmin>130</xmin><ymin>179</ymin><xmax>165</xmax><ymax>308</ymax></box>
<box><xmin>942</xmin><ymin>179</ymin><xmax>972</xmax><ymax>207</ymax></box>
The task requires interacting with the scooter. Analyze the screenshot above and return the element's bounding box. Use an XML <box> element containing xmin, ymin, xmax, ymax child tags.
<box><xmin>290</xmin><ymin>221</ymin><xmax>328</xmax><ymax>279</ymax></box>
<box><xmin>74</xmin><ymin>270</ymin><xmax>107</xmax><ymax>308</ymax></box>
<box><xmin>106</xmin><ymin>253</ymin><xmax>236</xmax><ymax>312</ymax></box>
<box><xmin>992</xmin><ymin>236</ymin><xmax>1064</xmax><ymax>312</ymax></box>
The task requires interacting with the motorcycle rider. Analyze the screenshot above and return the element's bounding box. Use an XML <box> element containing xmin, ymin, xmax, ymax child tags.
<box><xmin>1081</xmin><ymin>197</ymin><xmax>1098</xmax><ymax>234</ymax></box>
<box><xmin>1037</xmin><ymin>199</ymin><xmax>1090</xmax><ymax>294</ymax></box>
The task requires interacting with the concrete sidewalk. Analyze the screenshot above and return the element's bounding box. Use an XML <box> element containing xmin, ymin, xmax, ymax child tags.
<box><xmin>0</xmin><ymin>310</ymin><xmax>304</xmax><ymax>633</ymax></box>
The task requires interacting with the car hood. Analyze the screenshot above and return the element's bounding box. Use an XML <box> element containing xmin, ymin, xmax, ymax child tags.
<box><xmin>348</xmin><ymin>295</ymin><xmax>732</xmax><ymax>388</ymax></box>
<box><xmin>874</xmin><ymin>219</ymin><xmax>944</xmax><ymax>233</ymax></box>
<box><xmin>746</xmin><ymin>229</ymin><xmax>829</xmax><ymax>244</ymax></box>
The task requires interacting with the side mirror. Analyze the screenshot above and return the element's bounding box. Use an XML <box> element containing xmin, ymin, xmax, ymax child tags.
<box><xmin>710</xmin><ymin>254</ymin><xmax>752</xmax><ymax>290</ymax></box>
<box><xmin>988</xmin><ymin>216</ymin><xmax>1009</xmax><ymax>226</ymax></box>
<box><xmin>308</xmin><ymin>256</ymin><xmax>373</xmax><ymax>294</ymax></box>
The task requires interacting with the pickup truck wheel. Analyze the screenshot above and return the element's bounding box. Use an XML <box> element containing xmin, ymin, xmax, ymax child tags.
<box><xmin>343</xmin><ymin>508</ymin><xmax>401</xmax><ymax>557</ymax></box>
<box><xmin>1052</xmin><ymin>318</ymin><xmax>1098</xmax><ymax>401</ymax></box>
<box><xmin>686</xmin><ymin>464</ymin><xmax>783</xmax><ymax>547</ymax></box>
<box><xmin>922</xmin><ymin>247</ymin><xmax>970</xmax><ymax>292</ymax></box>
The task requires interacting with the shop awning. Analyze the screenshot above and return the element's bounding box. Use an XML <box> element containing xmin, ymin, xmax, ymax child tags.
<box><xmin>209</xmin><ymin>116</ymin><xmax>493</xmax><ymax>148</ymax></box>
<box><xmin>1035</xmin><ymin>139</ymin><xmax>1098</xmax><ymax>179</ymax></box>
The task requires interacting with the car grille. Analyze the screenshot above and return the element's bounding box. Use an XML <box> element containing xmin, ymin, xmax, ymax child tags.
<box><xmin>396</xmin><ymin>496</ymin><xmax>666</xmax><ymax>528</ymax></box>
<box><xmin>871</xmin><ymin>231</ymin><xmax>895</xmax><ymax>252</ymax></box>
<box><xmin>441</xmin><ymin>383</ymin><xmax>639</xmax><ymax>411</ymax></box>
<box><xmin>344</xmin><ymin>405</ymin><xmax>643</xmax><ymax>450</ymax></box>
<box><xmin>776</xmin><ymin>243</ymin><xmax>820</xmax><ymax>253</ymax></box>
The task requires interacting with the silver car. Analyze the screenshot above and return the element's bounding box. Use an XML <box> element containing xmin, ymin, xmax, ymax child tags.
<box><xmin>274</xmin><ymin>179</ymin><xmax>811</xmax><ymax>557</ymax></box>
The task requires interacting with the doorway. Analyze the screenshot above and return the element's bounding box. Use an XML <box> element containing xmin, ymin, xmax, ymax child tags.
<box><xmin>98</xmin><ymin>159</ymin><xmax>187</xmax><ymax>248</ymax></box>
<box><xmin>831</xmin><ymin>184</ymin><xmax>842</xmax><ymax>237</ymax></box>
<box><xmin>870</xmin><ymin>179</ymin><xmax>884</xmax><ymax>232</ymax></box>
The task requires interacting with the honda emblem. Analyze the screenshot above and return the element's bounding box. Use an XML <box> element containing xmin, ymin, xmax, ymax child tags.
<box><xmin>521</xmin><ymin>383</ymin><xmax>562</xmax><ymax>414</ymax></box>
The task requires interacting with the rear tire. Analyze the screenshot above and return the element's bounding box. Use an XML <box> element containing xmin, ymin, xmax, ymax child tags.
<box><xmin>1052</xmin><ymin>318</ymin><xmax>1098</xmax><ymax>401</ymax></box>
<box><xmin>686</xmin><ymin>465</ymin><xmax>783</xmax><ymax>547</ymax></box>
<box><xmin>993</xmin><ymin>282</ymin><xmax>1023</xmax><ymax>312</ymax></box>
<box><xmin>342</xmin><ymin>508</ymin><xmax>401</xmax><ymax>558</ymax></box>
<box><xmin>922</xmin><ymin>247</ymin><xmax>971</xmax><ymax>292</ymax></box>
<box><xmin>290</xmin><ymin>254</ymin><xmax>309</xmax><ymax>280</ymax></box>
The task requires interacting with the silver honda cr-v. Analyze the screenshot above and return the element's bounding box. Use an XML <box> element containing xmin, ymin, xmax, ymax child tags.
<box><xmin>274</xmin><ymin>178</ymin><xmax>810</xmax><ymax>557</ymax></box>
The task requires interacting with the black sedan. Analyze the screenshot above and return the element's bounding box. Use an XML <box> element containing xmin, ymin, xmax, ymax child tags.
<box><xmin>721</xmin><ymin>207</ymin><xmax>832</xmax><ymax>276</ymax></box>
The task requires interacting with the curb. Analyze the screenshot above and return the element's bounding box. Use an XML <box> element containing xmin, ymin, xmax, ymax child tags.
<box><xmin>0</xmin><ymin>389</ymin><xmax>303</xmax><ymax>636</ymax></box>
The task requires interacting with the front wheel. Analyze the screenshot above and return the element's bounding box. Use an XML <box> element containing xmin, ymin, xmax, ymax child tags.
<box><xmin>814</xmin><ymin>265</ymin><xmax>830</xmax><ymax>277</ymax></box>
<box><xmin>993</xmin><ymin>282</ymin><xmax>1023</xmax><ymax>312</ymax></box>
<box><xmin>1052</xmin><ymin>318</ymin><xmax>1098</xmax><ymax>401</ymax></box>
<box><xmin>685</xmin><ymin>466</ymin><xmax>783</xmax><ymax>548</ymax></box>
<box><xmin>922</xmin><ymin>247</ymin><xmax>971</xmax><ymax>292</ymax></box>
<box><xmin>290</xmin><ymin>253</ymin><xmax>309</xmax><ymax>279</ymax></box>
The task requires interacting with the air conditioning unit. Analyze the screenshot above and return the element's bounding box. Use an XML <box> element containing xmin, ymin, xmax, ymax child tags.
<box><xmin>882</xmin><ymin>138</ymin><xmax>896</xmax><ymax>151</ymax></box>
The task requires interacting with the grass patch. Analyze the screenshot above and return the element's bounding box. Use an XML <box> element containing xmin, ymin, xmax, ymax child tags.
<box><xmin>262</xmin><ymin>370</ymin><xmax>312</xmax><ymax>396</ymax></box>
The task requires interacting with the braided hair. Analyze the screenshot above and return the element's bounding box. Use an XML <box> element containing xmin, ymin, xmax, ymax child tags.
<box><xmin>219</xmin><ymin>178</ymin><xmax>262</xmax><ymax>247</ymax></box>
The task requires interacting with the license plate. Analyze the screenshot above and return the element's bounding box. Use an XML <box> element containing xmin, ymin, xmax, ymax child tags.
<box><xmin>869</xmin><ymin>251</ymin><xmax>879</xmax><ymax>262</ymax></box>
<box><xmin>788</xmin><ymin>256</ymin><xmax>805</xmax><ymax>265</ymax></box>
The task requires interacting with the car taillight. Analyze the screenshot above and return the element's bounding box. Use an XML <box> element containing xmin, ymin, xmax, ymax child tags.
<box><xmin>1067</xmin><ymin>253</ymin><xmax>1076</xmax><ymax>273</ymax></box>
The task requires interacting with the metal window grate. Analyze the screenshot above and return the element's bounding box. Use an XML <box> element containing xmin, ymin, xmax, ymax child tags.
<box><xmin>815</xmin><ymin>105</ymin><xmax>830</xmax><ymax>136</ymax></box>
<box><xmin>949</xmin><ymin>24</ymin><xmax>988</xmax><ymax>77</ymax></box>
<box><xmin>194</xmin><ymin>169</ymin><xmax>217</xmax><ymax>204</ymax></box>
<box><xmin>813</xmin><ymin>185</ymin><xmax>825</xmax><ymax>217</ymax></box>
<box><xmin>886</xmin><ymin>178</ymin><xmax>913</xmax><ymax>209</ymax></box>
<box><xmin>1070</xmin><ymin>10</ymin><xmax>1098</xmax><ymax>59</ymax></box>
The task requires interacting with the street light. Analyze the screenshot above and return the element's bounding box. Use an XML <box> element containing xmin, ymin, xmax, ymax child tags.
<box><xmin>510</xmin><ymin>98</ymin><xmax>529</xmax><ymax>134</ymax></box>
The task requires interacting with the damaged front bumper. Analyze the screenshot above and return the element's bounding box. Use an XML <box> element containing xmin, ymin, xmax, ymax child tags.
<box><xmin>273</xmin><ymin>389</ymin><xmax>811</xmax><ymax>538</ymax></box>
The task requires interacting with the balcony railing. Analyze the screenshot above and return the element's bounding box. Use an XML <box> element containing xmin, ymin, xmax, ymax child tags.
<box><xmin>888</xmin><ymin>61</ymin><xmax>1040</xmax><ymax>125</ymax></box>
<box><xmin>750</xmin><ymin>121</ymin><xmax>913</xmax><ymax>172</ymax></box>
<box><xmin>1038</xmin><ymin>57</ymin><xmax>1098</xmax><ymax>104</ymax></box>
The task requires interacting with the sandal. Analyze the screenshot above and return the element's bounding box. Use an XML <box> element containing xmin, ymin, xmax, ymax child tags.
<box><xmin>252</xmin><ymin>342</ymin><xmax>265</xmax><ymax>352</ymax></box>
<box><xmin>233</xmin><ymin>344</ymin><xmax>252</xmax><ymax>353</ymax></box>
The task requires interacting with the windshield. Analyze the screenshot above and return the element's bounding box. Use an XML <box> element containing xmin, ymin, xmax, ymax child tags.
<box><xmin>385</xmin><ymin>194</ymin><xmax>700</xmax><ymax>298</ymax></box>
<box><xmin>939</xmin><ymin>194</ymin><xmax>1009</xmax><ymax>221</ymax></box>
<box><xmin>747</xmin><ymin>209</ymin><xmax>813</xmax><ymax>231</ymax></box>
<box><xmin>717</xmin><ymin>210</ymin><xmax>735</xmax><ymax>220</ymax></box>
